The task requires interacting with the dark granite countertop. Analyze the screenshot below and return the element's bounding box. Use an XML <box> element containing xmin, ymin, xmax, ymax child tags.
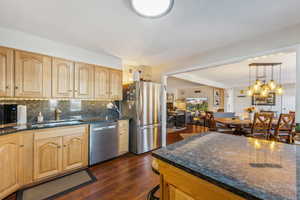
<box><xmin>0</xmin><ymin>117</ymin><xmax>130</xmax><ymax>136</ymax></box>
<box><xmin>152</xmin><ymin>132</ymin><xmax>298</xmax><ymax>200</ymax></box>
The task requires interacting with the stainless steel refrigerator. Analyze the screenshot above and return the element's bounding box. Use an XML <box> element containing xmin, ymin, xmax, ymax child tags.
<box><xmin>122</xmin><ymin>81</ymin><xmax>162</xmax><ymax>154</ymax></box>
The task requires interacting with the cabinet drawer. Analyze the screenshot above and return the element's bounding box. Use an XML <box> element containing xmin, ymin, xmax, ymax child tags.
<box><xmin>34</xmin><ymin>125</ymin><xmax>86</xmax><ymax>140</ymax></box>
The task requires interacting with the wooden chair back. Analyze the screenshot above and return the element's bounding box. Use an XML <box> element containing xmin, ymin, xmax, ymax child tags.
<box><xmin>274</xmin><ymin>113</ymin><xmax>295</xmax><ymax>137</ymax></box>
<box><xmin>251</xmin><ymin>112</ymin><xmax>274</xmax><ymax>137</ymax></box>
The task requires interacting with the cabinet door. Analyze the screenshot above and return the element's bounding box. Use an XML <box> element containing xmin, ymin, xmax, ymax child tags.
<box><xmin>52</xmin><ymin>58</ymin><xmax>74</xmax><ymax>98</ymax></box>
<box><xmin>0</xmin><ymin>47</ymin><xmax>14</xmax><ymax>97</ymax></box>
<box><xmin>169</xmin><ymin>185</ymin><xmax>195</xmax><ymax>200</ymax></box>
<box><xmin>109</xmin><ymin>70</ymin><xmax>122</xmax><ymax>100</ymax></box>
<box><xmin>34</xmin><ymin>137</ymin><xmax>62</xmax><ymax>180</ymax></box>
<box><xmin>94</xmin><ymin>66</ymin><xmax>110</xmax><ymax>100</ymax></box>
<box><xmin>118</xmin><ymin>120</ymin><xmax>129</xmax><ymax>154</ymax></box>
<box><xmin>62</xmin><ymin>132</ymin><xmax>87</xmax><ymax>171</ymax></box>
<box><xmin>0</xmin><ymin>134</ymin><xmax>21</xmax><ymax>200</ymax></box>
<box><xmin>15</xmin><ymin>50</ymin><xmax>51</xmax><ymax>98</ymax></box>
<box><xmin>74</xmin><ymin>62</ymin><xmax>94</xmax><ymax>99</ymax></box>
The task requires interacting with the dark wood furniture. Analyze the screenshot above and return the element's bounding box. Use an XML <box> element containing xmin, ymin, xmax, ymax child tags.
<box><xmin>251</xmin><ymin>113</ymin><xmax>274</xmax><ymax>139</ymax></box>
<box><xmin>273</xmin><ymin>113</ymin><xmax>295</xmax><ymax>143</ymax></box>
<box><xmin>205</xmin><ymin>113</ymin><xmax>235</xmax><ymax>134</ymax></box>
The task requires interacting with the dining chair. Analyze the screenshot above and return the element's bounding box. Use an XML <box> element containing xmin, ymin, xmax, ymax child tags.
<box><xmin>251</xmin><ymin>113</ymin><xmax>274</xmax><ymax>139</ymax></box>
<box><xmin>206</xmin><ymin>111</ymin><xmax>235</xmax><ymax>134</ymax></box>
<box><xmin>273</xmin><ymin>113</ymin><xmax>295</xmax><ymax>143</ymax></box>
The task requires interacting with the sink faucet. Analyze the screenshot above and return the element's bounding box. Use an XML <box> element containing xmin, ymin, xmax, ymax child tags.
<box><xmin>54</xmin><ymin>108</ymin><xmax>62</xmax><ymax>121</ymax></box>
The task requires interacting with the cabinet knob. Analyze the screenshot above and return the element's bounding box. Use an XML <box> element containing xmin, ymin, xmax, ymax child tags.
<box><xmin>15</xmin><ymin>86</ymin><xmax>19</xmax><ymax>89</ymax></box>
<box><xmin>63</xmin><ymin>145</ymin><xmax>67</xmax><ymax>147</ymax></box>
<box><xmin>19</xmin><ymin>145</ymin><xmax>24</xmax><ymax>148</ymax></box>
<box><xmin>5</xmin><ymin>86</ymin><xmax>9</xmax><ymax>89</ymax></box>
<box><xmin>57</xmin><ymin>146</ymin><xmax>61</xmax><ymax>149</ymax></box>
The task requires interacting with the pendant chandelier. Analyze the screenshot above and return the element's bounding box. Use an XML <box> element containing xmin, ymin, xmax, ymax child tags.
<box><xmin>246</xmin><ymin>63</ymin><xmax>284</xmax><ymax>97</ymax></box>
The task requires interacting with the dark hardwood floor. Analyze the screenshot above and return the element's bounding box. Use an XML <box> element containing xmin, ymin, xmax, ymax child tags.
<box><xmin>6</xmin><ymin>125</ymin><xmax>206</xmax><ymax>200</ymax></box>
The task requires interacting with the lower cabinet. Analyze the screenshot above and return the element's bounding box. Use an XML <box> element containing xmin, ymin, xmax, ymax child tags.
<box><xmin>157</xmin><ymin>159</ymin><xmax>244</xmax><ymax>200</ymax></box>
<box><xmin>0</xmin><ymin>134</ymin><xmax>22</xmax><ymax>200</ymax></box>
<box><xmin>169</xmin><ymin>185</ymin><xmax>195</xmax><ymax>200</ymax></box>
<box><xmin>118</xmin><ymin>120</ymin><xmax>129</xmax><ymax>155</ymax></box>
<box><xmin>34</xmin><ymin>136</ymin><xmax>63</xmax><ymax>180</ymax></box>
<box><xmin>0</xmin><ymin>125</ymin><xmax>88</xmax><ymax>199</ymax></box>
<box><xmin>62</xmin><ymin>133</ymin><xmax>88</xmax><ymax>171</ymax></box>
<box><xmin>34</xmin><ymin>125</ymin><xmax>88</xmax><ymax>180</ymax></box>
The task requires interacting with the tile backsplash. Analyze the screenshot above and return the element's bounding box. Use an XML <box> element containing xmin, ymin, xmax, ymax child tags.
<box><xmin>1</xmin><ymin>100</ymin><xmax>120</xmax><ymax>123</ymax></box>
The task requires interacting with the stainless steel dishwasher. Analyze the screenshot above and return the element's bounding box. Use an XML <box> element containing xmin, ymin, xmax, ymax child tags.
<box><xmin>89</xmin><ymin>121</ymin><xmax>118</xmax><ymax>166</ymax></box>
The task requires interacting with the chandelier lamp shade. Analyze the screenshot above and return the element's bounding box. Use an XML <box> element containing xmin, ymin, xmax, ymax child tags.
<box><xmin>247</xmin><ymin>63</ymin><xmax>284</xmax><ymax>98</ymax></box>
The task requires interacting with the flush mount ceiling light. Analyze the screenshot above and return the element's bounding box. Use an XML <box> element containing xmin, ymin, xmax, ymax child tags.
<box><xmin>131</xmin><ymin>0</ymin><xmax>174</xmax><ymax>18</ymax></box>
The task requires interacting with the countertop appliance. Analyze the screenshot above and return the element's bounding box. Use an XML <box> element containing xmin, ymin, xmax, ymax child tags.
<box><xmin>89</xmin><ymin>121</ymin><xmax>119</xmax><ymax>166</ymax></box>
<box><xmin>123</xmin><ymin>81</ymin><xmax>162</xmax><ymax>154</ymax></box>
<box><xmin>17</xmin><ymin>105</ymin><xmax>27</xmax><ymax>125</ymax></box>
<box><xmin>0</xmin><ymin>104</ymin><xmax>17</xmax><ymax>128</ymax></box>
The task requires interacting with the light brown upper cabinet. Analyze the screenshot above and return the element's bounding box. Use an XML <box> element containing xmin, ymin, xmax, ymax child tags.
<box><xmin>94</xmin><ymin>66</ymin><xmax>110</xmax><ymax>100</ymax></box>
<box><xmin>110</xmin><ymin>70</ymin><xmax>123</xmax><ymax>100</ymax></box>
<box><xmin>52</xmin><ymin>58</ymin><xmax>74</xmax><ymax>98</ymax></box>
<box><xmin>74</xmin><ymin>62</ymin><xmax>94</xmax><ymax>99</ymax></box>
<box><xmin>0</xmin><ymin>47</ymin><xmax>14</xmax><ymax>97</ymax></box>
<box><xmin>15</xmin><ymin>50</ymin><xmax>51</xmax><ymax>98</ymax></box>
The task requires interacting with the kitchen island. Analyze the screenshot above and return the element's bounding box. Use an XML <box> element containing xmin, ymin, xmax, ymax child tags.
<box><xmin>152</xmin><ymin>132</ymin><xmax>297</xmax><ymax>200</ymax></box>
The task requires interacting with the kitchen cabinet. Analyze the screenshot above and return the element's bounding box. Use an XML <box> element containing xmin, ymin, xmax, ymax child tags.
<box><xmin>62</xmin><ymin>132</ymin><xmax>88</xmax><ymax>171</ymax></box>
<box><xmin>118</xmin><ymin>120</ymin><xmax>129</xmax><ymax>155</ymax></box>
<box><xmin>75</xmin><ymin>62</ymin><xmax>94</xmax><ymax>99</ymax></box>
<box><xmin>110</xmin><ymin>69</ymin><xmax>123</xmax><ymax>100</ymax></box>
<box><xmin>0</xmin><ymin>45</ymin><xmax>123</xmax><ymax>100</ymax></box>
<box><xmin>168</xmin><ymin>185</ymin><xmax>195</xmax><ymax>200</ymax></box>
<box><xmin>15</xmin><ymin>50</ymin><xmax>51</xmax><ymax>98</ymax></box>
<box><xmin>34</xmin><ymin>136</ymin><xmax>62</xmax><ymax>180</ymax></box>
<box><xmin>0</xmin><ymin>134</ymin><xmax>22</xmax><ymax>200</ymax></box>
<box><xmin>52</xmin><ymin>58</ymin><xmax>74</xmax><ymax>98</ymax></box>
<box><xmin>0</xmin><ymin>47</ymin><xmax>14</xmax><ymax>97</ymax></box>
<box><xmin>156</xmin><ymin>159</ymin><xmax>244</xmax><ymax>200</ymax></box>
<box><xmin>94</xmin><ymin>66</ymin><xmax>110</xmax><ymax>100</ymax></box>
<box><xmin>33</xmin><ymin>125</ymin><xmax>88</xmax><ymax>180</ymax></box>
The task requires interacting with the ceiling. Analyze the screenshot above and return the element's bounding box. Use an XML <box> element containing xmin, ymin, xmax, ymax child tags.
<box><xmin>0</xmin><ymin>1</ymin><xmax>300</xmax><ymax>66</ymax></box>
<box><xmin>174</xmin><ymin>52</ymin><xmax>296</xmax><ymax>88</ymax></box>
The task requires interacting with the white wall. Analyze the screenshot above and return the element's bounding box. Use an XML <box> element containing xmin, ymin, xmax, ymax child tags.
<box><xmin>0</xmin><ymin>27</ymin><xmax>122</xmax><ymax>69</ymax></box>
<box><xmin>167</xmin><ymin>77</ymin><xmax>202</xmax><ymax>100</ymax></box>
<box><xmin>232</xmin><ymin>83</ymin><xmax>296</xmax><ymax>115</ymax></box>
<box><xmin>224</xmin><ymin>88</ymin><xmax>234</xmax><ymax>112</ymax></box>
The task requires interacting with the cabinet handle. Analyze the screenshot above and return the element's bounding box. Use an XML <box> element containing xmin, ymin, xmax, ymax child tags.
<box><xmin>19</xmin><ymin>145</ymin><xmax>24</xmax><ymax>148</ymax></box>
<box><xmin>68</xmin><ymin>90</ymin><xmax>73</xmax><ymax>92</ymax></box>
<box><xmin>5</xmin><ymin>86</ymin><xmax>9</xmax><ymax>89</ymax></box>
<box><xmin>63</xmin><ymin>145</ymin><xmax>67</xmax><ymax>147</ymax></box>
<box><xmin>15</xmin><ymin>86</ymin><xmax>19</xmax><ymax>89</ymax></box>
<box><xmin>57</xmin><ymin>146</ymin><xmax>61</xmax><ymax>149</ymax></box>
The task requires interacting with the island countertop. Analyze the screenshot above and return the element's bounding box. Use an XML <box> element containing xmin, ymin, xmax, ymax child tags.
<box><xmin>152</xmin><ymin>132</ymin><xmax>298</xmax><ymax>200</ymax></box>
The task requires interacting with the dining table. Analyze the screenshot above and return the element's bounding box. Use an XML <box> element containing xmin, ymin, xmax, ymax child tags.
<box><xmin>214</xmin><ymin>117</ymin><xmax>279</xmax><ymax>135</ymax></box>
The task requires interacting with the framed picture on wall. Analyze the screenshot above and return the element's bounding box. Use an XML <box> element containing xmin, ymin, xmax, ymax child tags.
<box><xmin>252</xmin><ymin>93</ymin><xmax>276</xmax><ymax>106</ymax></box>
<box><xmin>213</xmin><ymin>88</ymin><xmax>221</xmax><ymax>106</ymax></box>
